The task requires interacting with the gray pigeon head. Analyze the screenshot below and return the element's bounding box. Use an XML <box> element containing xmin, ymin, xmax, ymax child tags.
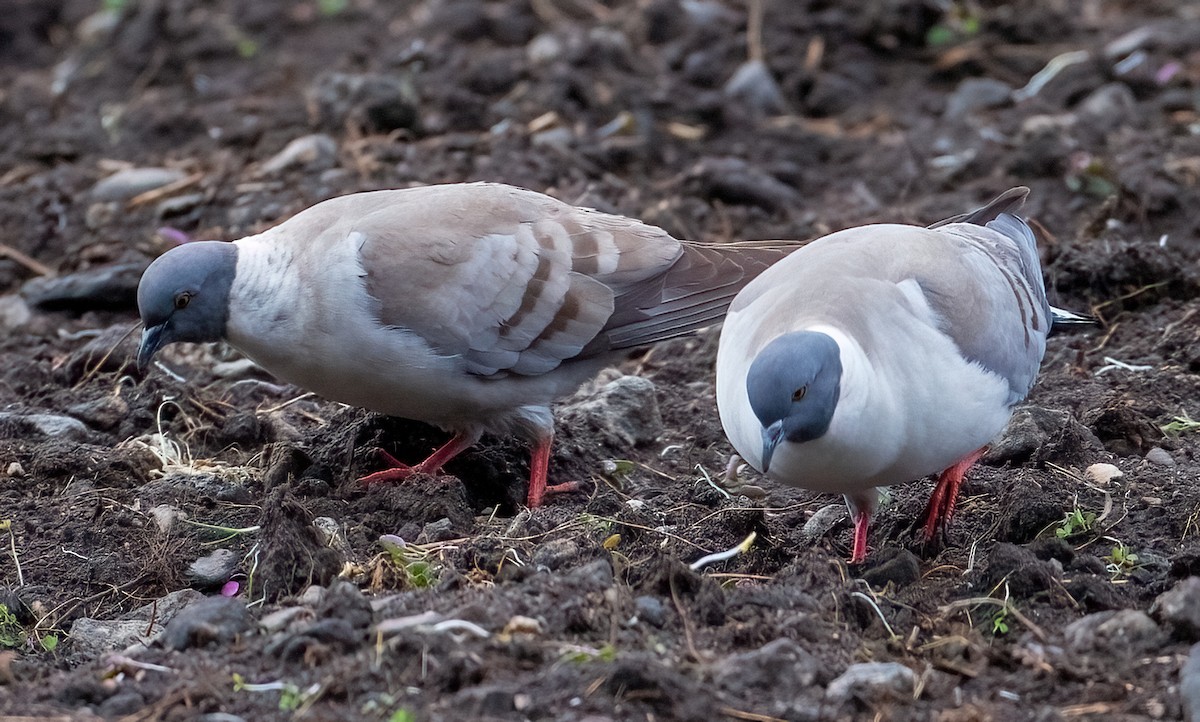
<box><xmin>746</xmin><ymin>330</ymin><xmax>842</xmax><ymax>472</ymax></box>
<box><xmin>136</xmin><ymin>241</ymin><xmax>238</xmax><ymax>372</ymax></box>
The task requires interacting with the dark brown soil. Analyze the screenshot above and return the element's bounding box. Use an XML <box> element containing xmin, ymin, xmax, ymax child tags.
<box><xmin>2</xmin><ymin>0</ymin><xmax>1200</xmax><ymax>720</ymax></box>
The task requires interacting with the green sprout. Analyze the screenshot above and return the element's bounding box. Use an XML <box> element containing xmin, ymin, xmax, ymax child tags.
<box><xmin>561</xmin><ymin>643</ymin><xmax>617</xmax><ymax>664</ymax></box>
<box><xmin>1055</xmin><ymin>507</ymin><xmax>1097</xmax><ymax>539</ymax></box>
<box><xmin>1162</xmin><ymin>411</ymin><xmax>1200</xmax><ymax>437</ymax></box>
<box><xmin>318</xmin><ymin>0</ymin><xmax>349</xmax><ymax>16</ymax></box>
<box><xmin>1103</xmin><ymin>540</ymin><xmax>1140</xmax><ymax>578</ymax></box>
<box><xmin>0</xmin><ymin>605</ymin><xmax>23</xmax><ymax>648</ymax></box>
<box><xmin>990</xmin><ymin>606</ymin><xmax>1010</xmax><ymax>636</ymax></box>
<box><xmin>380</xmin><ymin>536</ymin><xmax>440</xmax><ymax>589</ymax></box>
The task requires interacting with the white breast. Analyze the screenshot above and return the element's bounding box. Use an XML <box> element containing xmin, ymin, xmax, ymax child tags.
<box><xmin>717</xmin><ymin>311</ymin><xmax>1013</xmax><ymax>496</ymax></box>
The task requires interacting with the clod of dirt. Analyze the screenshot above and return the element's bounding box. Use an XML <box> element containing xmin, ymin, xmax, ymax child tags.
<box><xmin>307</xmin><ymin>72</ymin><xmax>421</xmax><ymax>134</ymax></box>
<box><xmin>604</xmin><ymin>655</ymin><xmax>711</xmax><ymax>722</ymax></box>
<box><xmin>1084</xmin><ymin>401</ymin><xmax>1165</xmax><ymax>456</ymax></box>
<box><xmin>638</xmin><ymin>557</ymin><xmax>725</xmax><ymax>627</ymax></box>
<box><xmin>860</xmin><ymin>549</ymin><xmax>921</xmax><ymax>588</ymax></box>
<box><xmin>57</xmin><ymin>324</ymin><xmax>139</xmax><ymax>383</ymax></box>
<box><xmin>557</xmin><ymin>373</ymin><xmax>663</xmax><ymax>449</ymax></box>
<box><xmin>317</xmin><ymin>581</ymin><xmax>374</xmax><ymax>634</ymax></box>
<box><xmin>254</xmin><ymin>487</ymin><xmax>344</xmax><ymax>601</ymax></box>
<box><xmin>161</xmin><ymin>595</ymin><xmax>253</xmax><ymax>651</ymax></box>
<box><xmin>982</xmin><ymin>543</ymin><xmax>1061</xmax><ymax>597</ymax></box>
<box><xmin>1065</xmin><ymin>574</ymin><xmax>1128</xmax><ymax>612</ymax></box>
<box><xmin>984</xmin><ymin>406</ymin><xmax>1101</xmax><ymax>465</ymax></box>
<box><xmin>1152</xmin><ymin>577</ymin><xmax>1200</xmax><ymax>641</ymax></box>
<box><xmin>998</xmin><ymin>493</ymin><xmax>1064</xmax><ymax>544</ymax></box>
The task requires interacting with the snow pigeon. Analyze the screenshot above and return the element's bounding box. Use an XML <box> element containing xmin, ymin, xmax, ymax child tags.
<box><xmin>715</xmin><ymin>187</ymin><xmax>1087</xmax><ymax>562</ymax></box>
<box><xmin>137</xmin><ymin>182</ymin><xmax>790</xmax><ymax>507</ymax></box>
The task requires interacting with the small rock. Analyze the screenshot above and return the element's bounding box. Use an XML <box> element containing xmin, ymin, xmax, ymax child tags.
<box><xmin>945</xmin><ymin>77</ymin><xmax>1012</xmax><ymax>119</ymax></box>
<box><xmin>1063</xmin><ymin>609</ymin><xmax>1162</xmax><ymax>656</ymax></box>
<box><xmin>634</xmin><ymin>596</ymin><xmax>667</xmax><ymax>628</ymax></box>
<box><xmin>559</xmin><ymin>375</ymin><xmax>663</xmax><ymax>448</ymax></box>
<box><xmin>567</xmin><ymin>558</ymin><xmax>614</xmax><ymax>590</ymax></box>
<box><xmin>686</xmin><ymin>157</ymin><xmax>800</xmax><ymax>212</ymax></box>
<box><xmin>826</xmin><ymin>662</ymin><xmax>915</xmax><ymax>704</ymax></box>
<box><xmin>0</xmin><ymin>295</ymin><xmax>31</xmax><ymax>330</ymax></box>
<box><xmin>149</xmin><ymin>504</ymin><xmax>185</xmax><ymax>534</ymax></box>
<box><xmin>502</xmin><ymin>615</ymin><xmax>542</xmax><ymax>635</ymax></box>
<box><xmin>259</xmin><ymin>606</ymin><xmax>311</xmax><ymax>634</ymax></box>
<box><xmin>69</xmin><ymin>618</ymin><xmax>164</xmax><ymax>658</ymax></box>
<box><xmin>68</xmin><ymin>589</ymin><xmax>203</xmax><ymax>656</ymax></box>
<box><xmin>713</xmin><ymin>638</ymin><xmax>820</xmax><ymax>692</ymax></box>
<box><xmin>155</xmin><ymin>193</ymin><xmax>204</xmax><ymax>220</ymax></box>
<box><xmin>419</xmin><ymin>517</ymin><xmax>457</xmax><ymax>543</ymax></box>
<box><xmin>1145</xmin><ymin>447</ymin><xmax>1175</xmax><ymax>467</ymax></box>
<box><xmin>723</xmin><ymin>59</ymin><xmax>788</xmax><ymax>117</ymax></box>
<box><xmin>91</xmin><ymin>167</ymin><xmax>187</xmax><ymax>202</ymax></box>
<box><xmin>197</xmin><ymin>715</ymin><xmax>249</xmax><ymax>722</ymax></box>
<box><xmin>526</xmin><ymin>33</ymin><xmax>563</xmax><ymax>66</ymax></box>
<box><xmin>21</xmin><ymin>262</ymin><xmax>146</xmax><ymax>311</ymax></box>
<box><xmin>259</xmin><ymin>134</ymin><xmax>338</xmax><ymax>176</ymax></box>
<box><xmin>4</xmin><ymin>462</ymin><xmax>24</xmax><ymax>477</ymax></box>
<box><xmin>1085</xmin><ymin>462</ymin><xmax>1123</xmax><ymax>486</ymax></box>
<box><xmin>313</xmin><ymin>517</ymin><xmax>349</xmax><ymax>552</ymax></box>
<box><xmin>1181</xmin><ymin>642</ymin><xmax>1200</xmax><ymax>722</ymax></box>
<box><xmin>0</xmin><ymin>412</ymin><xmax>89</xmax><ymax>440</ymax></box>
<box><xmin>188</xmin><ymin>549</ymin><xmax>239</xmax><ymax>590</ymax></box>
<box><xmin>532</xmin><ymin>538</ymin><xmax>579</xmax><ymax>571</ymax></box>
<box><xmin>1152</xmin><ymin>577</ymin><xmax>1200</xmax><ymax>641</ymax></box>
<box><xmin>97</xmin><ymin>691</ymin><xmax>145</xmax><ymax>717</ymax></box>
<box><xmin>298</xmin><ymin>585</ymin><xmax>326</xmax><ymax>606</ymax></box>
<box><xmin>1076</xmin><ymin>82</ymin><xmax>1137</xmax><ymax>132</ymax></box>
<box><xmin>799</xmin><ymin>504</ymin><xmax>849</xmax><ymax>545</ymax></box>
<box><xmin>162</xmin><ymin>595</ymin><xmax>253</xmax><ymax>651</ymax></box>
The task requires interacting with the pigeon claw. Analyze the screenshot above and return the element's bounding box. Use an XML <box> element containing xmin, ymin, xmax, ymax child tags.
<box><xmin>921</xmin><ymin>447</ymin><xmax>986</xmax><ymax>542</ymax></box>
<box><xmin>358</xmin><ymin>449</ymin><xmax>418</xmax><ymax>485</ymax></box>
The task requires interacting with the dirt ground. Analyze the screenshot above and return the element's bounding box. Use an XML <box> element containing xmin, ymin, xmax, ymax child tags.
<box><xmin>1</xmin><ymin>0</ymin><xmax>1200</xmax><ymax>720</ymax></box>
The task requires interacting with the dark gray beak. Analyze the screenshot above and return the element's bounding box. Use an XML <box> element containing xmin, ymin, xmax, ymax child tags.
<box><xmin>761</xmin><ymin>421</ymin><xmax>783</xmax><ymax>474</ymax></box>
<box><xmin>137</xmin><ymin>324</ymin><xmax>166</xmax><ymax>374</ymax></box>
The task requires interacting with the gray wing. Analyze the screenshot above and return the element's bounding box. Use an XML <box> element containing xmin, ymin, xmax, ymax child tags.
<box><xmin>920</xmin><ymin>188</ymin><xmax>1052</xmax><ymax>403</ymax></box>
<box><xmin>353</xmin><ymin>183</ymin><xmax>788</xmax><ymax>377</ymax></box>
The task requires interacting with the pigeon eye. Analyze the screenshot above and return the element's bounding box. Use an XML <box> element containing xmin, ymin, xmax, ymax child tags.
<box><xmin>792</xmin><ymin>386</ymin><xmax>807</xmax><ymax>402</ymax></box>
<box><xmin>174</xmin><ymin>292</ymin><xmax>192</xmax><ymax>310</ymax></box>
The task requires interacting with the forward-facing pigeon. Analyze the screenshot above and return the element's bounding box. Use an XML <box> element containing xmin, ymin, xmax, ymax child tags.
<box><xmin>137</xmin><ymin>182</ymin><xmax>789</xmax><ymax>507</ymax></box>
<box><xmin>715</xmin><ymin>187</ymin><xmax>1085</xmax><ymax>562</ymax></box>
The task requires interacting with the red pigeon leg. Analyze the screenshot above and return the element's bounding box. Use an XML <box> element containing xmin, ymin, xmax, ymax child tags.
<box><xmin>359</xmin><ymin>431</ymin><xmax>478</xmax><ymax>485</ymax></box>
<box><xmin>524</xmin><ymin>434</ymin><xmax>578</xmax><ymax>508</ymax></box>
<box><xmin>850</xmin><ymin>508</ymin><xmax>872</xmax><ymax>564</ymax></box>
<box><xmin>844</xmin><ymin>490</ymin><xmax>878</xmax><ymax>564</ymax></box>
<box><xmin>922</xmin><ymin>446</ymin><xmax>986</xmax><ymax>541</ymax></box>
